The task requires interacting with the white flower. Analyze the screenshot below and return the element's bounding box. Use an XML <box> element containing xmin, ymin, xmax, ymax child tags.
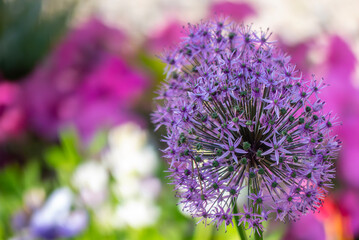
<box><xmin>72</xmin><ymin>160</ymin><xmax>108</xmax><ymax>207</ymax></box>
<box><xmin>108</xmin><ymin>123</ymin><xmax>148</xmax><ymax>151</ymax></box>
<box><xmin>113</xmin><ymin>176</ymin><xmax>161</xmax><ymax>200</ymax></box>
<box><xmin>114</xmin><ymin>199</ymin><xmax>160</xmax><ymax>229</ymax></box>
<box><xmin>103</xmin><ymin>123</ymin><xmax>158</xmax><ymax>180</ymax></box>
<box><xmin>90</xmin><ymin>123</ymin><xmax>162</xmax><ymax>229</ymax></box>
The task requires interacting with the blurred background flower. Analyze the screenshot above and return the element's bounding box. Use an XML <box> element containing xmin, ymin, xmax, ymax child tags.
<box><xmin>24</xmin><ymin>18</ymin><xmax>149</xmax><ymax>141</ymax></box>
<box><xmin>1</xmin><ymin>0</ymin><xmax>359</xmax><ymax>239</ymax></box>
<box><xmin>29</xmin><ymin>187</ymin><xmax>88</xmax><ymax>240</ymax></box>
<box><xmin>0</xmin><ymin>81</ymin><xmax>25</xmax><ymax>143</ymax></box>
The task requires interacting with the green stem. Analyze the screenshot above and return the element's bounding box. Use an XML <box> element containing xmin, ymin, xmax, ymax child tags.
<box><xmin>255</xmin><ymin>230</ymin><xmax>263</xmax><ymax>240</ymax></box>
<box><xmin>254</xmin><ymin>215</ymin><xmax>263</xmax><ymax>240</ymax></box>
<box><xmin>254</xmin><ymin>203</ymin><xmax>264</xmax><ymax>240</ymax></box>
<box><xmin>233</xmin><ymin>203</ymin><xmax>248</xmax><ymax>240</ymax></box>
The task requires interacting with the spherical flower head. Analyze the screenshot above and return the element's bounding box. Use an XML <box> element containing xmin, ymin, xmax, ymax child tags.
<box><xmin>152</xmin><ymin>18</ymin><xmax>341</xmax><ymax>233</ymax></box>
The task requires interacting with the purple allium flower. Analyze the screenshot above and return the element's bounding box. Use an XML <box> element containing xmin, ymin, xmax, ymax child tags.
<box><xmin>152</xmin><ymin>18</ymin><xmax>341</xmax><ymax>233</ymax></box>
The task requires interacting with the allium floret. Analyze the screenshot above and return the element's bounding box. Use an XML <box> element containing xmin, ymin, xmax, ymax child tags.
<box><xmin>152</xmin><ymin>18</ymin><xmax>341</xmax><ymax>233</ymax></box>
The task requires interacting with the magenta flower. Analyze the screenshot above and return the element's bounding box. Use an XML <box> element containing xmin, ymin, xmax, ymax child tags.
<box><xmin>147</xmin><ymin>20</ymin><xmax>186</xmax><ymax>53</ymax></box>
<box><xmin>278</xmin><ymin>38</ymin><xmax>313</xmax><ymax>72</ymax></box>
<box><xmin>314</xmin><ymin>36</ymin><xmax>359</xmax><ymax>188</ymax></box>
<box><xmin>283</xmin><ymin>213</ymin><xmax>326</xmax><ymax>240</ymax></box>
<box><xmin>338</xmin><ymin>190</ymin><xmax>359</xmax><ymax>236</ymax></box>
<box><xmin>209</xmin><ymin>1</ymin><xmax>256</xmax><ymax>22</ymax></box>
<box><xmin>0</xmin><ymin>80</ymin><xmax>25</xmax><ymax>142</ymax></box>
<box><xmin>153</xmin><ymin>18</ymin><xmax>341</xmax><ymax>234</ymax></box>
<box><xmin>24</xmin><ymin>18</ymin><xmax>149</xmax><ymax>141</ymax></box>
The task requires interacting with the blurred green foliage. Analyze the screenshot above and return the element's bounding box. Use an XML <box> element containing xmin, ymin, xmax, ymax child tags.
<box><xmin>0</xmin><ymin>127</ymin><xmax>190</xmax><ymax>239</ymax></box>
<box><xmin>0</xmin><ymin>160</ymin><xmax>44</xmax><ymax>237</ymax></box>
<box><xmin>45</xmin><ymin>129</ymin><xmax>81</xmax><ymax>173</ymax></box>
<box><xmin>0</xmin><ymin>0</ymin><xmax>74</xmax><ymax>80</ymax></box>
<box><xmin>44</xmin><ymin>129</ymin><xmax>82</xmax><ymax>186</ymax></box>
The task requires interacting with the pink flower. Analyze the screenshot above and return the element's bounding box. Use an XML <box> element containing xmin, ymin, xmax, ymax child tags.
<box><xmin>316</xmin><ymin>36</ymin><xmax>359</xmax><ymax>188</ymax></box>
<box><xmin>278</xmin><ymin>38</ymin><xmax>314</xmax><ymax>72</ymax></box>
<box><xmin>338</xmin><ymin>190</ymin><xmax>359</xmax><ymax>236</ymax></box>
<box><xmin>209</xmin><ymin>1</ymin><xmax>256</xmax><ymax>22</ymax></box>
<box><xmin>319</xmin><ymin>36</ymin><xmax>357</xmax><ymax>114</ymax></box>
<box><xmin>283</xmin><ymin>213</ymin><xmax>326</xmax><ymax>240</ymax></box>
<box><xmin>24</xmin><ymin>18</ymin><xmax>149</xmax><ymax>141</ymax></box>
<box><xmin>0</xmin><ymin>80</ymin><xmax>25</xmax><ymax>142</ymax></box>
<box><xmin>146</xmin><ymin>20</ymin><xmax>186</xmax><ymax>53</ymax></box>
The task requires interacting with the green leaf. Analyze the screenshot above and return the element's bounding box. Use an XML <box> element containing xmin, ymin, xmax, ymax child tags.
<box><xmin>44</xmin><ymin>128</ymin><xmax>82</xmax><ymax>174</ymax></box>
<box><xmin>88</xmin><ymin>130</ymin><xmax>108</xmax><ymax>156</ymax></box>
<box><xmin>59</xmin><ymin>128</ymin><xmax>81</xmax><ymax>166</ymax></box>
<box><xmin>0</xmin><ymin>165</ymin><xmax>22</xmax><ymax>195</ymax></box>
<box><xmin>0</xmin><ymin>0</ymin><xmax>75</xmax><ymax>80</ymax></box>
<box><xmin>22</xmin><ymin>161</ymin><xmax>41</xmax><ymax>189</ymax></box>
